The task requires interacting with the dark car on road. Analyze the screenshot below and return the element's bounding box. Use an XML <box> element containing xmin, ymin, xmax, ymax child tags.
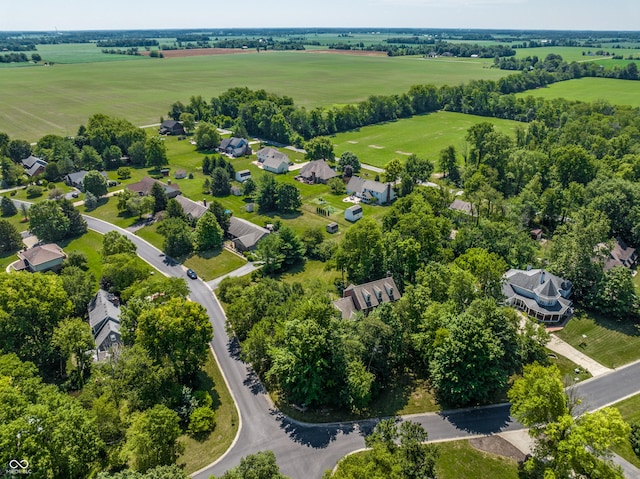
<box><xmin>186</xmin><ymin>269</ymin><xmax>197</xmax><ymax>279</ymax></box>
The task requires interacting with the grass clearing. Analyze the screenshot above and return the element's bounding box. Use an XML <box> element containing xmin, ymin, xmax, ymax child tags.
<box><xmin>554</xmin><ymin>311</ymin><xmax>640</xmax><ymax>369</ymax></box>
<box><xmin>331</xmin><ymin>111</ymin><xmax>521</xmax><ymax>168</ymax></box>
<box><xmin>0</xmin><ymin>51</ymin><xmax>506</xmax><ymax>141</ymax></box>
<box><xmin>59</xmin><ymin>230</ymin><xmax>105</xmax><ymax>284</ymax></box>
<box><xmin>183</xmin><ymin>249</ymin><xmax>246</xmax><ymax>281</ymax></box>
<box><xmin>545</xmin><ymin>348</ymin><xmax>592</xmax><ymax>383</ymax></box>
<box><xmin>178</xmin><ymin>349</ymin><xmax>239</xmax><ymax>474</ymax></box>
<box><xmin>610</xmin><ymin>394</ymin><xmax>640</xmax><ymax>468</ymax></box>
<box><xmin>36</xmin><ymin>43</ymin><xmax>150</xmax><ymax>64</ymax></box>
<box><xmin>517</xmin><ymin>77</ymin><xmax>640</xmax><ymax>108</ymax></box>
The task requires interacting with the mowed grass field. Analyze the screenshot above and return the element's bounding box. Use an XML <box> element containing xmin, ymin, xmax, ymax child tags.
<box><xmin>332</xmin><ymin>111</ymin><xmax>521</xmax><ymax>168</ymax></box>
<box><xmin>0</xmin><ymin>49</ymin><xmax>505</xmax><ymax>141</ymax></box>
<box><xmin>517</xmin><ymin>77</ymin><xmax>640</xmax><ymax>108</ymax></box>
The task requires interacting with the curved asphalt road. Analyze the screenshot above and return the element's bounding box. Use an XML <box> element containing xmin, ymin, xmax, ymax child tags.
<box><xmin>15</xmin><ymin>200</ymin><xmax>640</xmax><ymax>479</ymax></box>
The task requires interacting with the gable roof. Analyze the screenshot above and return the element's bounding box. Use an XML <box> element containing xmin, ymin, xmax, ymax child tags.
<box><xmin>126</xmin><ymin>176</ymin><xmax>181</xmax><ymax>197</ymax></box>
<box><xmin>346</xmin><ymin>176</ymin><xmax>390</xmax><ymax>195</ymax></box>
<box><xmin>257</xmin><ymin>147</ymin><xmax>289</xmax><ymax>162</ymax></box>
<box><xmin>504</xmin><ymin>268</ymin><xmax>572</xmax><ymax>295</ymax></box>
<box><xmin>174</xmin><ymin>195</ymin><xmax>207</xmax><ymax>220</ymax></box>
<box><xmin>66</xmin><ymin>170</ymin><xmax>108</xmax><ymax>186</ymax></box>
<box><xmin>18</xmin><ymin>243</ymin><xmax>65</xmax><ymax>266</ymax></box>
<box><xmin>602</xmin><ymin>238</ymin><xmax>637</xmax><ymax>271</ymax></box>
<box><xmin>334</xmin><ymin>276</ymin><xmax>401</xmax><ymax>319</ymax></box>
<box><xmin>21</xmin><ymin>155</ymin><xmax>44</xmax><ymax>169</ymax></box>
<box><xmin>228</xmin><ymin>217</ymin><xmax>270</xmax><ymax>249</ymax></box>
<box><xmin>449</xmin><ymin>199</ymin><xmax>473</xmax><ymax>215</ymax></box>
<box><xmin>88</xmin><ymin>289</ymin><xmax>121</xmax><ymax>331</ymax></box>
<box><xmin>262</xmin><ymin>155</ymin><xmax>289</xmax><ymax>171</ymax></box>
<box><xmin>161</xmin><ymin>120</ymin><xmax>181</xmax><ymax>129</ymax></box>
<box><xmin>299</xmin><ymin>160</ymin><xmax>338</xmax><ymax>182</ymax></box>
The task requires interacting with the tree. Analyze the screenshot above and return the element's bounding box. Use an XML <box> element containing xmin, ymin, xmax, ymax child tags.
<box><xmin>44</xmin><ymin>161</ymin><xmax>60</xmax><ymax>182</ymax></box>
<box><xmin>7</xmin><ymin>139</ymin><xmax>31</xmax><ymax>162</ymax></box>
<box><xmin>27</xmin><ymin>200</ymin><xmax>70</xmax><ymax>243</ymax></box>
<box><xmin>328</xmin><ymin>177</ymin><xmax>346</xmax><ymax>195</ymax></box>
<box><xmin>83</xmin><ymin>170</ymin><xmax>108</xmax><ymax>197</ymax></box>
<box><xmin>124</xmin><ymin>404</ymin><xmax>184</xmax><ymax>472</ymax></box>
<box><xmin>255</xmin><ymin>234</ymin><xmax>285</xmax><ymax>274</ymax></box>
<box><xmin>1</xmin><ymin>196</ymin><xmax>17</xmax><ymax>217</ymax></box>
<box><xmin>338</xmin><ymin>151</ymin><xmax>361</xmax><ymax>173</ymax></box>
<box><xmin>209</xmin><ymin>200</ymin><xmax>231</xmax><ymax>233</ymax></box>
<box><xmin>128</xmin><ymin>140</ymin><xmax>146</xmax><ymax>167</ymax></box>
<box><xmin>84</xmin><ymin>191</ymin><xmax>98</xmax><ymax>210</ymax></box>
<box><xmin>335</xmin><ymin>217</ymin><xmax>384</xmax><ymax>284</ymax></box>
<box><xmin>59</xmin><ymin>198</ymin><xmax>87</xmax><ymax>238</ymax></box>
<box><xmin>102</xmin><ymin>144</ymin><xmax>122</xmax><ymax>170</ymax></box>
<box><xmin>211</xmin><ymin>167</ymin><xmax>231</xmax><ymax>196</ymax></box>
<box><xmin>127</xmin><ymin>195</ymin><xmax>155</xmax><ymax>219</ymax></box>
<box><xmin>595</xmin><ymin>266</ymin><xmax>638</xmax><ymax>318</ymax></box>
<box><xmin>117</xmin><ymin>166</ymin><xmax>131</xmax><ymax>179</ymax></box>
<box><xmin>193</xmin><ymin>211</ymin><xmax>223</xmax><ymax>251</ymax></box>
<box><xmin>0</xmin><ymin>219</ymin><xmax>22</xmax><ymax>252</ymax></box>
<box><xmin>242</xmin><ymin>177</ymin><xmax>257</xmax><ymax>197</ymax></box>
<box><xmin>194</xmin><ymin>122</ymin><xmax>221</xmax><ymax>151</ymax></box>
<box><xmin>1</xmin><ymin>156</ymin><xmax>22</xmax><ymax>187</ymax></box>
<box><xmin>255</xmin><ymin>174</ymin><xmax>278</xmax><ymax>212</ymax></box>
<box><xmin>101</xmin><ymin>253</ymin><xmax>151</xmax><ymax>293</ymax></box>
<box><xmin>150</xmin><ymin>181</ymin><xmax>168</xmax><ymax>213</ymax></box>
<box><xmin>187</xmin><ymin>406</ymin><xmax>216</xmax><ymax>436</ymax></box>
<box><xmin>179</xmin><ymin>112</ymin><xmax>195</xmax><ymax>133</ymax></box>
<box><xmin>102</xmin><ymin>230</ymin><xmax>137</xmax><ymax>258</ymax></box>
<box><xmin>438</xmin><ymin>145</ymin><xmax>460</xmax><ymax>184</ymax></box>
<box><xmin>136</xmin><ymin>297</ymin><xmax>213</xmax><ymax>381</ymax></box>
<box><xmin>52</xmin><ymin>317</ymin><xmax>94</xmax><ymax>387</ymax></box>
<box><xmin>216</xmin><ymin>451</ymin><xmax>289</xmax><ymax>479</ymax></box>
<box><xmin>278</xmin><ymin>226</ymin><xmax>305</xmax><ymax>267</ymax></box>
<box><xmin>158</xmin><ymin>218</ymin><xmax>194</xmax><ymax>258</ymax></box>
<box><xmin>79</xmin><ymin>145</ymin><xmax>102</xmax><ymax>170</ymax></box>
<box><xmin>60</xmin><ymin>265</ymin><xmax>96</xmax><ymax>318</ymax></box>
<box><xmin>275</xmin><ymin>183</ymin><xmax>301</xmax><ymax>213</ymax></box>
<box><xmin>383</xmin><ymin>158</ymin><xmax>403</xmax><ymax>183</ymax></box>
<box><xmin>305</xmin><ymin>136</ymin><xmax>334</xmax><ymax>161</ymax></box>
<box><xmin>404</xmin><ymin>154</ymin><xmax>434</xmax><ymax>184</ymax></box>
<box><xmin>145</xmin><ymin>136</ymin><xmax>168</xmax><ymax>169</ymax></box>
<box><xmin>453</xmin><ymin>247</ymin><xmax>507</xmax><ymax>300</ymax></box>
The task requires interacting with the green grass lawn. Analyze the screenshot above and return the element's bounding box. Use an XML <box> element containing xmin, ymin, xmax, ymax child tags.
<box><xmin>279</xmin><ymin>259</ymin><xmax>342</xmax><ymax>295</ymax></box>
<box><xmin>183</xmin><ymin>249</ymin><xmax>246</xmax><ymax>281</ymax></box>
<box><xmin>58</xmin><ymin>230</ymin><xmax>105</xmax><ymax>285</ymax></box>
<box><xmin>331</xmin><ymin>111</ymin><xmax>521</xmax><ymax>168</ymax></box>
<box><xmin>517</xmin><ymin>77</ymin><xmax>640</xmax><ymax>108</ymax></box>
<box><xmin>0</xmin><ymin>51</ymin><xmax>507</xmax><ymax>141</ymax></box>
<box><xmin>513</xmin><ymin>46</ymin><xmax>617</xmax><ymax>63</ymax></box>
<box><xmin>610</xmin><ymin>394</ymin><xmax>640</xmax><ymax>468</ymax></box>
<box><xmin>178</xmin><ymin>349</ymin><xmax>239</xmax><ymax>474</ymax></box>
<box><xmin>546</xmin><ymin>348</ymin><xmax>593</xmax><ymax>383</ymax></box>
<box><xmin>0</xmin><ymin>207</ymin><xmax>30</xmax><ymax>233</ymax></box>
<box><xmin>555</xmin><ymin>311</ymin><xmax>640</xmax><ymax>369</ymax></box>
<box><xmin>82</xmin><ymin>197</ymin><xmax>143</xmax><ymax>229</ymax></box>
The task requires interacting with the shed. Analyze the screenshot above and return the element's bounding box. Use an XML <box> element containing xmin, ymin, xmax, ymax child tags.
<box><xmin>231</xmin><ymin>185</ymin><xmax>242</xmax><ymax>196</ymax></box>
<box><xmin>245</xmin><ymin>203</ymin><xmax>255</xmax><ymax>213</ymax></box>
<box><xmin>345</xmin><ymin>205</ymin><xmax>363</xmax><ymax>222</ymax></box>
<box><xmin>326</xmin><ymin>222</ymin><xmax>339</xmax><ymax>234</ymax></box>
<box><xmin>174</xmin><ymin>169</ymin><xmax>187</xmax><ymax>179</ymax></box>
<box><xmin>530</xmin><ymin>229</ymin><xmax>543</xmax><ymax>241</ymax></box>
<box><xmin>235</xmin><ymin>170</ymin><xmax>251</xmax><ymax>183</ymax></box>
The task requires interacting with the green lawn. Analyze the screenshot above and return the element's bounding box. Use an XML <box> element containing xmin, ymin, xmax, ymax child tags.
<box><xmin>0</xmin><ymin>206</ymin><xmax>30</xmax><ymax>233</ymax></box>
<box><xmin>58</xmin><ymin>230</ymin><xmax>105</xmax><ymax>285</ymax></box>
<box><xmin>82</xmin><ymin>196</ymin><xmax>143</xmax><ymax>230</ymax></box>
<box><xmin>0</xmin><ymin>51</ymin><xmax>507</xmax><ymax>141</ymax></box>
<box><xmin>546</xmin><ymin>348</ymin><xmax>592</xmax><ymax>383</ymax></box>
<box><xmin>331</xmin><ymin>111</ymin><xmax>521</xmax><ymax>168</ymax></box>
<box><xmin>279</xmin><ymin>259</ymin><xmax>342</xmax><ymax>295</ymax></box>
<box><xmin>555</xmin><ymin>311</ymin><xmax>640</xmax><ymax>369</ymax></box>
<box><xmin>513</xmin><ymin>46</ymin><xmax>618</xmax><ymax>63</ymax></box>
<box><xmin>610</xmin><ymin>394</ymin><xmax>640</xmax><ymax>468</ymax></box>
<box><xmin>178</xmin><ymin>349</ymin><xmax>239</xmax><ymax>474</ymax></box>
<box><xmin>183</xmin><ymin>249</ymin><xmax>246</xmax><ymax>281</ymax></box>
<box><xmin>517</xmin><ymin>77</ymin><xmax>640</xmax><ymax>108</ymax></box>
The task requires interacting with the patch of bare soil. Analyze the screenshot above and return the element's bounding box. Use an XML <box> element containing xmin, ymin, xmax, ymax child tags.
<box><xmin>469</xmin><ymin>436</ymin><xmax>526</xmax><ymax>462</ymax></box>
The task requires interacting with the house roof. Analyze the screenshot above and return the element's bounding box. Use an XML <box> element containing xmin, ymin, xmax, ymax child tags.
<box><xmin>333</xmin><ymin>277</ymin><xmax>401</xmax><ymax>319</ymax></box>
<box><xmin>333</xmin><ymin>297</ymin><xmax>357</xmax><ymax>320</ymax></box>
<box><xmin>18</xmin><ymin>243</ymin><xmax>65</xmax><ymax>266</ymax></box>
<box><xmin>237</xmin><ymin>169</ymin><xmax>251</xmax><ymax>176</ymax></box>
<box><xmin>502</xmin><ymin>282</ymin><xmax>572</xmax><ymax>315</ymax></box>
<box><xmin>602</xmin><ymin>238</ymin><xmax>637</xmax><ymax>271</ymax></box>
<box><xmin>174</xmin><ymin>195</ymin><xmax>207</xmax><ymax>220</ymax></box>
<box><xmin>347</xmin><ymin>176</ymin><xmax>390</xmax><ymax>195</ymax></box>
<box><xmin>220</xmin><ymin>137</ymin><xmax>248</xmax><ymax>150</ymax></box>
<box><xmin>88</xmin><ymin>289</ymin><xmax>121</xmax><ymax>331</ymax></box>
<box><xmin>504</xmin><ymin>268</ymin><xmax>572</xmax><ymax>295</ymax></box>
<box><xmin>66</xmin><ymin>170</ymin><xmax>107</xmax><ymax>186</ymax></box>
<box><xmin>346</xmin><ymin>205</ymin><xmax>362</xmax><ymax>214</ymax></box>
<box><xmin>228</xmin><ymin>217</ymin><xmax>270</xmax><ymax>249</ymax></box>
<box><xmin>449</xmin><ymin>199</ymin><xmax>473</xmax><ymax>214</ymax></box>
<box><xmin>299</xmin><ymin>160</ymin><xmax>338</xmax><ymax>182</ymax></box>
<box><xmin>94</xmin><ymin>319</ymin><xmax>121</xmax><ymax>351</ymax></box>
<box><xmin>21</xmin><ymin>155</ymin><xmax>44</xmax><ymax>169</ymax></box>
<box><xmin>262</xmin><ymin>155</ymin><xmax>289</xmax><ymax>171</ymax></box>
<box><xmin>126</xmin><ymin>176</ymin><xmax>180</xmax><ymax>196</ymax></box>
<box><xmin>161</xmin><ymin>120</ymin><xmax>181</xmax><ymax>129</ymax></box>
<box><xmin>257</xmin><ymin>147</ymin><xmax>289</xmax><ymax>162</ymax></box>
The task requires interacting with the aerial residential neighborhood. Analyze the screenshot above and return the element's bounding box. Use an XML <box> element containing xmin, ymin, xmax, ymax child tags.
<box><xmin>0</xmin><ymin>7</ymin><xmax>640</xmax><ymax>479</ymax></box>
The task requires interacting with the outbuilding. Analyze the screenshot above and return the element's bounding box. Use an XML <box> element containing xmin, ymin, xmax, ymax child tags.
<box><xmin>345</xmin><ymin>205</ymin><xmax>363</xmax><ymax>222</ymax></box>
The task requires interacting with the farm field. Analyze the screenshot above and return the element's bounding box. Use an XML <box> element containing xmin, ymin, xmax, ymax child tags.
<box><xmin>513</xmin><ymin>46</ymin><xmax>616</xmax><ymax>63</ymax></box>
<box><xmin>331</xmin><ymin>111</ymin><xmax>522</xmax><ymax>168</ymax></box>
<box><xmin>517</xmin><ymin>77</ymin><xmax>640</xmax><ymax>108</ymax></box>
<box><xmin>36</xmin><ymin>43</ymin><xmax>149</xmax><ymax>64</ymax></box>
<box><xmin>0</xmin><ymin>50</ymin><xmax>505</xmax><ymax>141</ymax></box>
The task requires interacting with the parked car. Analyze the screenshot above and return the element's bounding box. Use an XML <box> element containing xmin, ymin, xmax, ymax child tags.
<box><xmin>71</xmin><ymin>192</ymin><xmax>79</xmax><ymax>198</ymax></box>
<box><xmin>186</xmin><ymin>269</ymin><xmax>197</xmax><ymax>279</ymax></box>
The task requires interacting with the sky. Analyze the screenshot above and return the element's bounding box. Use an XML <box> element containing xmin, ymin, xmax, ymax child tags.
<box><xmin>2</xmin><ymin>0</ymin><xmax>639</xmax><ymax>32</ymax></box>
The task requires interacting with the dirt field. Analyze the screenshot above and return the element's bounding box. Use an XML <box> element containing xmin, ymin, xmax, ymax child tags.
<box><xmin>305</xmin><ymin>49</ymin><xmax>388</xmax><ymax>57</ymax></box>
<box><xmin>140</xmin><ymin>48</ymin><xmax>254</xmax><ymax>58</ymax></box>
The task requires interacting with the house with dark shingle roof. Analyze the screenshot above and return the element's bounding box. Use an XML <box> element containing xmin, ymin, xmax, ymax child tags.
<box><xmin>346</xmin><ymin>176</ymin><xmax>395</xmax><ymax>205</ymax></box>
<box><xmin>65</xmin><ymin>170</ymin><xmax>108</xmax><ymax>189</ymax></box>
<box><xmin>126</xmin><ymin>176</ymin><xmax>181</xmax><ymax>199</ymax></box>
<box><xmin>21</xmin><ymin>155</ymin><xmax>47</xmax><ymax>177</ymax></box>
<box><xmin>228</xmin><ymin>216</ymin><xmax>270</xmax><ymax>251</ymax></box>
<box><xmin>257</xmin><ymin>147</ymin><xmax>290</xmax><ymax>174</ymax></box>
<box><xmin>333</xmin><ymin>276</ymin><xmax>402</xmax><ymax>319</ymax></box>
<box><xmin>449</xmin><ymin>198</ymin><xmax>473</xmax><ymax>215</ymax></box>
<box><xmin>219</xmin><ymin>137</ymin><xmax>251</xmax><ymax>157</ymax></box>
<box><xmin>88</xmin><ymin>289</ymin><xmax>121</xmax><ymax>354</ymax></box>
<box><xmin>174</xmin><ymin>195</ymin><xmax>207</xmax><ymax>221</ymax></box>
<box><xmin>298</xmin><ymin>160</ymin><xmax>338</xmax><ymax>184</ymax></box>
<box><xmin>159</xmin><ymin>120</ymin><xmax>186</xmax><ymax>136</ymax></box>
<box><xmin>600</xmin><ymin>238</ymin><xmax>637</xmax><ymax>271</ymax></box>
<box><xmin>14</xmin><ymin>243</ymin><xmax>65</xmax><ymax>273</ymax></box>
<box><xmin>502</xmin><ymin>268</ymin><xmax>573</xmax><ymax>323</ymax></box>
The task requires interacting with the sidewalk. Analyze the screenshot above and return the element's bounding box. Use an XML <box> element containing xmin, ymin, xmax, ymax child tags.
<box><xmin>547</xmin><ymin>334</ymin><xmax>612</xmax><ymax>377</ymax></box>
<box><xmin>206</xmin><ymin>262</ymin><xmax>261</xmax><ymax>290</ymax></box>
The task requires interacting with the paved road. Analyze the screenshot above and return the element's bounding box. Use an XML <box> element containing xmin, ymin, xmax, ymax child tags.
<box><xmin>13</xmin><ymin>200</ymin><xmax>640</xmax><ymax>478</ymax></box>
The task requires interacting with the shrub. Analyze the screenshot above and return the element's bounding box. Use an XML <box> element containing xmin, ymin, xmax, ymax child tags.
<box><xmin>631</xmin><ymin>422</ymin><xmax>640</xmax><ymax>458</ymax></box>
<box><xmin>187</xmin><ymin>406</ymin><xmax>216</xmax><ymax>436</ymax></box>
<box><xmin>194</xmin><ymin>390</ymin><xmax>213</xmax><ymax>409</ymax></box>
<box><xmin>26</xmin><ymin>185</ymin><xmax>43</xmax><ymax>198</ymax></box>
<box><xmin>84</xmin><ymin>192</ymin><xmax>98</xmax><ymax>211</ymax></box>
<box><xmin>117</xmin><ymin>167</ymin><xmax>131</xmax><ymax>179</ymax></box>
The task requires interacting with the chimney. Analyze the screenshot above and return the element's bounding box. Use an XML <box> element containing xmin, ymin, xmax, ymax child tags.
<box><xmin>203</xmin><ymin>199</ymin><xmax>207</xmax><ymax>207</ymax></box>
<box><xmin>540</xmin><ymin>270</ymin><xmax>545</xmax><ymax>284</ymax></box>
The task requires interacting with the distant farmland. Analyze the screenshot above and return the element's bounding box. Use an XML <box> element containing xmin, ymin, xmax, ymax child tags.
<box><xmin>0</xmin><ymin>49</ymin><xmax>505</xmax><ymax>141</ymax></box>
<box><xmin>332</xmin><ymin>111</ymin><xmax>521</xmax><ymax>168</ymax></box>
<box><xmin>517</xmin><ymin>77</ymin><xmax>640</xmax><ymax>108</ymax></box>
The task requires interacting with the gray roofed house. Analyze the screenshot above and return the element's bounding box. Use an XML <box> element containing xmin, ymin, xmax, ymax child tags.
<box><xmin>126</xmin><ymin>176</ymin><xmax>181</xmax><ymax>199</ymax></box>
<box><xmin>449</xmin><ymin>199</ymin><xmax>473</xmax><ymax>215</ymax></box>
<box><xmin>219</xmin><ymin>137</ymin><xmax>251</xmax><ymax>157</ymax></box>
<box><xmin>65</xmin><ymin>170</ymin><xmax>108</xmax><ymax>189</ymax></box>
<box><xmin>346</xmin><ymin>176</ymin><xmax>395</xmax><ymax>204</ymax></box>
<box><xmin>257</xmin><ymin>147</ymin><xmax>290</xmax><ymax>174</ymax></box>
<box><xmin>228</xmin><ymin>216</ymin><xmax>270</xmax><ymax>251</ymax></box>
<box><xmin>159</xmin><ymin>120</ymin><xmax>186</xmax><ymax>136</ymax></box>
<box><xmin>21</xmin><ymin>155</ymin><xmax>47</xmax><ymax>177</ymax></box>
<box><xmin>298</xmin><ymin>160</ymin><xmax>338</xmax><ymax>184</ymax></box>
<box><xmin>601</xmin><ymin>238</ymin><xmax>637</xmax><ymax>271</ymax></box>
<box><xmin>88</xmin><ymin>289</ymin><xmax>122</xmax><ymax>353</ymax></box>
<box><xmin>502</xmin><ymin>268</ymin><xmax>573</xmax><ymax>323</ymax></box>
<box><xmin>333</xmin><ymin>276</ymin><xmax>402</xmax><ymax>319</ymax></box>
<box><xmin>174</xmin><ymin>195</ymin><xmax>207</xmax><ymax>221</ymax></box>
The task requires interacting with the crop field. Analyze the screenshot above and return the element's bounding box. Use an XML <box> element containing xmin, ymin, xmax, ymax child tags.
<box><xmin>36</xmin><ymin>43</ymin><xmax>150</xmax><ymax>64</ymax></box>
<box><xmin>516</xmin><ymin>77</ymin><xmax>640</xmax><ymax>108</ymax></box>
<box><xmin>513</xmin><ymin>46</ymin><xmax>615</xmax><ymax>63</ymax></box>
<box><xmin>0</xmin><ymin>50</ymin><xmax>504</xmax><ymax>141</ymax></box>
<box><xmin>331</xmin><ymin>111</ymin><xmax>521</xmax><ymax>168</ymax></box>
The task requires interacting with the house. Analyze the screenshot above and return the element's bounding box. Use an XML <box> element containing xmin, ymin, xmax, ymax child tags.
<box><xmin>530</xmin><ymin>229</ymin><xmax>543</xmax><ymax>241</ymax></box>
<box><xmin>228</xmin><ymin>216</ymin><xmax>270</xmax><ymax>251</ymax></box>
<box><xmin>174</xmin><ymin>195</ymin><xmax>207</xmax><ymax>221</ymax></box>
<box><xmin>449</xmin><ymin>199</ymin><xmax>473</xmax><ymax>215</ymax></box>
<box><xmin>159</xmin><ymin>120</ymin><xmax>186</xmax><ymax>136</ymax></box>
<box><xmin>257</xmin><ymin>147</ymin><xmax>288</xmax><ymax>164</ymax></box>
<box><xmin>502</xmin><ymin>268</ymin><xmax>573</xmax><ymax>323</ymax></box>
<box><xmin>64</xmin><ymin>170</ymin><xmax>108</xmax><ymax>189</ymax></box>
<box><xmin>219</xmin><ymin>137</ymin><xmax>251</xmax><ymax>157</ymax></box>
<box><xmin>326</xmin><ymin>222</ymin><xmax>339</xmax><ymax>234</ymax></box>
<box><xmin>14</xmin><ymin>243</ymin><xmax>65</xmax><ymax>273</ymax></box>
<box><xmin>126</xmin><ymin>176</ymin><xmax>181</xmax><ymax>199</ymax></box>
<box><xmin>174</xmin><ymin>169</ymin><xmax>187</xmax><ymax>179</ymax></box>
<box><xmin>601</xmin><ymin>238</ymin><xmax>637</xmax><ymax>271</ymax></box>
<box><xmin>21</xmin><ymin>155</ymin><xmax>47</xmax><ymax>177</ymax></box>
<box><xmin>346</xmin><ymin>176</ymin><xmax>395</xmax><ymax>205</ymax></box>
<box><xmin>88</xmin><ymin>289</ymin><xmax>121</xmax><ymax>353</ymax></box>
<box><xmin>235</xmin><ymin>170</ymin><xmax>251</xmax><ymax>183</ymax></box>
<box><xmin>333</xmin><ymin>276</ymin><xmax>402</xmax><ymax>319</ymax></box>
<box><xmin>298</xmin><ymin>160</ymin><xmax>338</xmax><ymax>184</ymax></box>
<box><xmin>258</xmin><ymin>147</ymin><xmax>290</xmax><ymax>174</ymax></box>
<box><xmin>345</xmin><ymin>205</ymin><xmax>363</xmax><ymax>222</ymax></box>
